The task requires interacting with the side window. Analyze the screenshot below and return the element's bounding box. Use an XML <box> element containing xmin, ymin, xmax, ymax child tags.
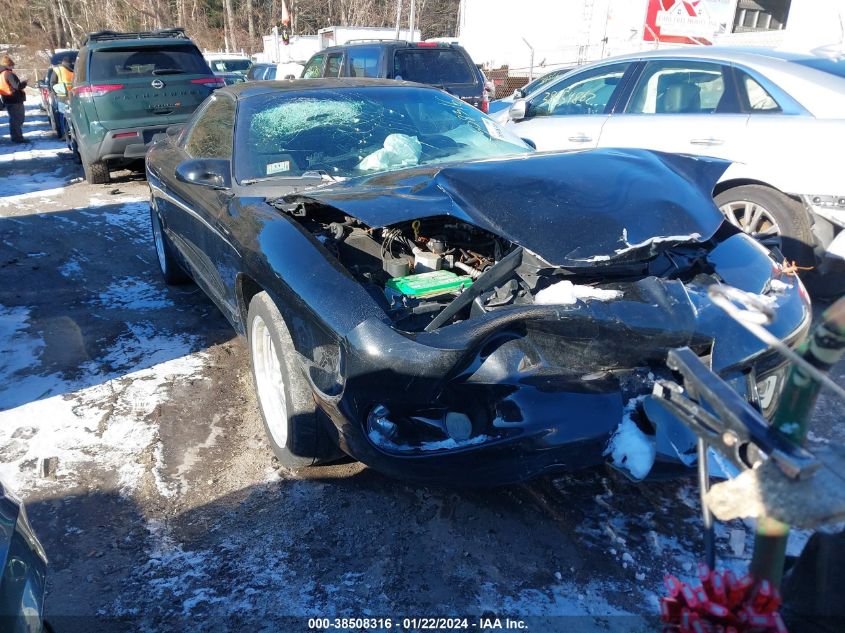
<box><xmin>527</xmin><ymin>63</ymin><xmax>629</xmax><ymax>117</ymax></box>
<box><xmin>324</xmin><ymin>53</ymin><xmax>343</xmax><ymax>78</ymax></box>
<box><xmin>347</xmin><ymin>47</ymin><xmax>380</xmax><ymax>78</ymax></box>
<box><xmin>302</xmin><ymin>54</ymin><xmax>324</xmax><ymax>78</ymax></box>
<box><xmin>627</xmin><ymin>61</ymin><xmax>730</xmax><ymax>114</ymax></box>
<box><xmin>737</xmin><ymin>71</ymin><xmax>781</xmax><ymax>112</ymax></box>
<box><xmin>184</xmin><ymin>96</ymin><xmax>236</xmax><ymax>159</ymax></box>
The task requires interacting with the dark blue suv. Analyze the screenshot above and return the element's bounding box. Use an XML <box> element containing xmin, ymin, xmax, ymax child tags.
<box><xmin>301</xmin><ymin>41</ymin><xmax>489</xmax><ymax>112</ymax></box>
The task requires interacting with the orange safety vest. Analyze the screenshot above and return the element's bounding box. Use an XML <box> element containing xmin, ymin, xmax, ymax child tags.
<box><xmin>0</xmin><ymin>69</ymin><xmax>14</xmax><ymax>97</ymax></box>
<box><xmin>54</xmin><ymin>65</ymin><xmax>74</xmax><ymax>90</ymax></box>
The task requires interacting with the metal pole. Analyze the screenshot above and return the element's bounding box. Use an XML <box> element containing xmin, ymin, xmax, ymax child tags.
<box><xmin>522</xmin><ymin>37</ymin><xmax>534</xmax><ymax>80</ymax></box>
<box><xmin>409</xmin><ymin>0</ymin><xmax>416</xmax><ymax>42</ymax></box>
<box><xmin>750</xmin><ymin>297</ymin><xmax>845</xmax><ymax>587</ymax></box>
<box><xmin>395</xmin><ymin>0</ymin><xmax>402</xmax><ymax>40</ymax></box>
<box><xmin>698</xmin><ymin>437</ymin><xmax>715</xmax><ymax>570</ymax></box>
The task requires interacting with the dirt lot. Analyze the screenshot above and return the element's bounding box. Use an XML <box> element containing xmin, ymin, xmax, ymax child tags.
<box><xmin>1</xmin><ymin>103</ymin><xmax>843</xmax><ymax>632</ymax></box>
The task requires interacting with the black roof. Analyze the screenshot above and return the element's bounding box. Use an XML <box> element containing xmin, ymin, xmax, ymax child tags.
<box><xmin>220</xmin><ymin>77</ymin><xmax>434</xmax><ymax>100</ymax></box>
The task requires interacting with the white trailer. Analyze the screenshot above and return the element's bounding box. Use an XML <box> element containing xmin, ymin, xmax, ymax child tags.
<box><xmin>316</xmin><ymin>26</ymin><xmax>421</xmax><ymax>49</ymax></box>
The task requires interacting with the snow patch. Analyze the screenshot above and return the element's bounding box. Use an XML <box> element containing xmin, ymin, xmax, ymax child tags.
<box><xmin>0</xmin><ymin>346</ymin><xmax>207</xmax><ymax>494</ymax></box>
<box><xmin>90</xmin><ymin>277</ymin><xmax>174</xmax><ymax>311</ymax></box>
<box><xmin>535</xmin><ymin>279</ymin><xmax>623</xmax><ymax>305</ymax></box>
<box><xmin>58</xmin><ymin>256</ymin><xmax>84</xmax><ymax>278</ymax></box>
<box><xmin>603</xmin><ymin>397</ymin><xmax>655</xmax><ymax>481</ymax></box>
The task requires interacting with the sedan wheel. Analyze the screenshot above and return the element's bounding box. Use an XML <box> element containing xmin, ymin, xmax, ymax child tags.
<box><xmin>251</xmin><ymin>314</ymin><xmax>289</xmax><ymax>448</ymax></box>
<box><xmin>247</xmin><ymin>291</ymin><xmax>336</xmax><ymax>469</ymax></box>
<box><xmin>714</xmin><ymin>185</ymin><xmax>815</xmax><ymax>268</ymax></box>
<box><xmin>719</xmin><ymin>200</ymin><xmax>782</xmax><ymax>250</ymax></box>
<box><xmin>150</xmin><ymin>204</ymin><xmax>190</xmax><ymax>285</ymax></box>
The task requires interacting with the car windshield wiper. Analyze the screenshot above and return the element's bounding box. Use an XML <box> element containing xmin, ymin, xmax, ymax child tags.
<box><xmin>152</xmin><ymin>68</ymin><xmax>186</xmax><ymax>75</ymax></box>
<box><xmin>240</xmin><ymin>171</ymin><xmax>342</xmax><ymax>186</ymax></box>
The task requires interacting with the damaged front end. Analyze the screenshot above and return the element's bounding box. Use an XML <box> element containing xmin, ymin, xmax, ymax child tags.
<box><xmin>270</xmin><ymin>149</ymin><xmax>811</xmax><ymax>484</ymax></box>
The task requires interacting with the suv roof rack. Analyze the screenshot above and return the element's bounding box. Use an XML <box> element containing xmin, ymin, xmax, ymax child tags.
<box><xmin>344</xmin><ymin>39</ymin><xmax>409</xmax><ymax>45</ymax></box>
<box><xmin>81</xmin><ymin>27</ymin><xmax>188</xmax><ymax>47</ymax></box>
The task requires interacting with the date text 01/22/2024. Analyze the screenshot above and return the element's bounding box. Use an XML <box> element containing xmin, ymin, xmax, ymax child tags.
<box><xmin>307</xmin><ymin>617</ymin><xmax>529</xmax><ymax>630</ymax></box>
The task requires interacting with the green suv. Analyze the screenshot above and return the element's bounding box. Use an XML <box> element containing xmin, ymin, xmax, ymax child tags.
<box><xmin>68</xmin><ymin>28</ymin><xmax>224</xmax><ymax>184</ymax></box>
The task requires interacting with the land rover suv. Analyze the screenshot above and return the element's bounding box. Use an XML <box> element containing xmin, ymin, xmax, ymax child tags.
<box><xmin>68</xmin><ymin>28</ymin><xmax>224</xmax><ymax>184</ymax></box>
<box><xmin>301</xmin><ymin>41</ymin><xmax>488</xmax><ymax>112</ymax></box>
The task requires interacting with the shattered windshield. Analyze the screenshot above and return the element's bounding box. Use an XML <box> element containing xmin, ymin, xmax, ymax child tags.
<box><xmin>234</xmin><ymin>87</ymin><xmax>532</xmax><ymax>184</ymax></box>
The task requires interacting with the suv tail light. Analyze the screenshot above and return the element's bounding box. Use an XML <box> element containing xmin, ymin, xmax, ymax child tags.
<box><xmin>74</xmin><ymin>84</ymin><xmax>124</xmax><ymax>98</ymax></box>
<box><xmin>191</xmin><ymin>77</ymin><xmax>226</xmax><ymax>88</ymax></box>
<box><xmin>480</xmin><ymin>89</ymin><xmax>490</xmax><ymax>114</ymax></box>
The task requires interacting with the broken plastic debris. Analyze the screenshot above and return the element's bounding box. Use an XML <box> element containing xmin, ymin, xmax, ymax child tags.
<box><xmin>38</xmin><ymin>456</ymin><xmax>59</xmax><ymax>479</ymax></box>
<box><xmin>534</xmin><ymin>279</ymin><xmax>623</xmax><ymax>306</ymax></box>
<box><xmin>368</xmin><ymin>429</ymin><xmax>488</xmax><ymax>452</ymax></box>
<box><xmin>603</xmin><ymin>397</ymin><xmax>655</xmax><ymax>481</ymax></box>
<box><xmin>357</xmin><ymin>134</ymin><xmax>422</xmax><ymax>171</ymax></box>
<box><xmin>729</xmin><ymin>529</ymin><xmax>746</xmax><ymax>557</ymax></box>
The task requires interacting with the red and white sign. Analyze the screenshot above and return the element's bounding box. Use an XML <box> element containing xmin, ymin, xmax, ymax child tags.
<box><xmin>643</xmin><ymin>0</ymin><xmax>738</xmax><ymax>44</ymax></box>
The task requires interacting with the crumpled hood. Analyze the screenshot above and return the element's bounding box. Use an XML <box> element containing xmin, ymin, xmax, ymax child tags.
<box><xmin>284</xmin><ymin>148</ymin><xmax>729</xmax><ymax>268</ymax></box>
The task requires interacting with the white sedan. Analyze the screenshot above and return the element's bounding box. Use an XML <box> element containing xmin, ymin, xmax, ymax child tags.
<box><xmin>501</xmin><ymin>47</ymin><xmax>845</xmax><ymax>287</ymax></box>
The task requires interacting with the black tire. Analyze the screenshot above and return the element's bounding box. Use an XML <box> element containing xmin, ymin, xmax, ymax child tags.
<box><xmin>247</xmin><ymin>291</ymin><xmax>332</xmax><ymax>469</ymax></box>
<box><xmin>150</xmin><ymin>204</ymin><xmax>191</xmax><ymax>285</ymax></box>
<box><xmin>82</xmin><ymin>156</ymin><xmax>110</xmax><ymax>184</ymax></box>
<box><xmin>715</xmin><ymin>185</ymin><xmax>816</xmax><ymax>267</ymax></box>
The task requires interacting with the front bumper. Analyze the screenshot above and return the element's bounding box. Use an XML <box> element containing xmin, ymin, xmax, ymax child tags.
<box><xmin>308</xmin><ymin>238</ymin><xmax>810</xmax><ymax>485</ymax></box>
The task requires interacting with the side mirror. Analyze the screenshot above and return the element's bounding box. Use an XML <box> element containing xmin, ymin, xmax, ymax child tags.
<box><xmin>509</xmin><ymin>99</ymin><xmax>528</xmax><ymax>122</ymax></box>
<box><xmin>512</xmin><ymin>88</ymin><xmax>524</xmax><ymax>99</ymax></box>
<box><xmin>166</xmin><ymin>124</ymin><xmax>183</xmax><ymax>137</ymax></box>
<box><xmin>175</xmin><ymin>158</ymin><xmax>232</xmax><ymax>190</ymax></box>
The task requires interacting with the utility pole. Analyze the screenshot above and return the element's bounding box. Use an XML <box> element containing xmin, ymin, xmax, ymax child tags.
<box><xmin>395</xmin><ymin>0</ymin><xmax>402</xmax><ymax>40</ymax></box>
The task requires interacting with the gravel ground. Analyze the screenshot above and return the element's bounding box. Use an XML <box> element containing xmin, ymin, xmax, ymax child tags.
<box><xmin>1</xmin><ymin>102</ymin><xmax>843</xmax><ymax>632</ymax></box>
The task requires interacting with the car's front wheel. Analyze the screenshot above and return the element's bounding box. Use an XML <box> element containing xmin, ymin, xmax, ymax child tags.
<box><xmin>247</xmin><ymin>291</ymin><xmax>327</xmax><ymax>470</ymax></box>
<box><xmin>715</xmin><ymin>185</ymin><xmax>815</xmax><ymax>268</ymax></box>
<box><xmin>150</xmin><ymin>205</ymin><xmax>190</xmax><ymax>285</ymax></box>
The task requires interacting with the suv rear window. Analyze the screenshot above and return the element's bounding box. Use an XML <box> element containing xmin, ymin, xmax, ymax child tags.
<box><xmin>89</xmin><ymin>45</ymin><xmax>209</xmax><ymax>80</ymax></box>
<box><xmin>393</xmin><ymin>49</ymin><xmax>475</xmax><ymax>85</ymax></box>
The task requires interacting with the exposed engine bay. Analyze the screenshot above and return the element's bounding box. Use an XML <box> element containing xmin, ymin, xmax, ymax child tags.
<box><xmin>282</xmin><ymin>203</ymin><xmax>721</xmax><ymax>332</ymax></box>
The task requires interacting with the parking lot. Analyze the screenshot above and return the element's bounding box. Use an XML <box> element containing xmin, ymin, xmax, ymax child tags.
<box><xmin>1</xmin><ymin>103</ymin><xmax>844</xmax><ymax>631</ymax></box>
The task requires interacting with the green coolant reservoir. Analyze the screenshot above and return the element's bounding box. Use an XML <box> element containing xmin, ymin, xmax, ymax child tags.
<box><xmin>385</xmin><ymin>270</ymin><xmax>473</xmax><ymax>298</ymax></box>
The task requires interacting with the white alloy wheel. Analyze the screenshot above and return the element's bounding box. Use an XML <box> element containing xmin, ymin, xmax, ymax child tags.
<box><xmin>718</xmin><ymin>200</ymin><xmax>782</xmax><ymax>249</ymax></box>
<box><xmin>250</xmin><ymin>313</ymin><xmax>289</xmax><ymax>448</ymax></box>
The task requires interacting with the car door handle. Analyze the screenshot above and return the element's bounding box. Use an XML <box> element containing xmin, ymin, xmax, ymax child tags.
<box><xmin>690</xmin><ymin>138</ymin><xmax>725</xmax><ymax>146</ymax></box>
<box><xmin>568</xmin><ymin>134</ymin><xmax>593</xmax><ymax>143</ymax></box>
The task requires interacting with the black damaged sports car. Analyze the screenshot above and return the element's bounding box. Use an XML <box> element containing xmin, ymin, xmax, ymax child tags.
<box><xmin>146</xmin><ymin>79</ymin><xmax>811</xmax><ymax>485</ymax></box>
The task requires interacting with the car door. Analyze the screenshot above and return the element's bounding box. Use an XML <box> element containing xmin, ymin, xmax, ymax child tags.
<box><xmin>169</xmin><ymin>94</ymin><xmax>240</xmax><ymax>321</ymax></box>
<box><xmin>598</xmin><ymin>59</ymin><xmax>749</xmax><ymax>162</ymax></box>
<box><xmin>503</xmin><ymin>62</ymin><xmax>634</xmax><ymax>151</ymax></box>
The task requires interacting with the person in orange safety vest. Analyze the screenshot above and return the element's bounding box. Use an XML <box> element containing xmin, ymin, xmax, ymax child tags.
<box><xmin>0</xmin><ymin>54</ymin><xmax>28</xmax><ymax>143</ymax></box>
